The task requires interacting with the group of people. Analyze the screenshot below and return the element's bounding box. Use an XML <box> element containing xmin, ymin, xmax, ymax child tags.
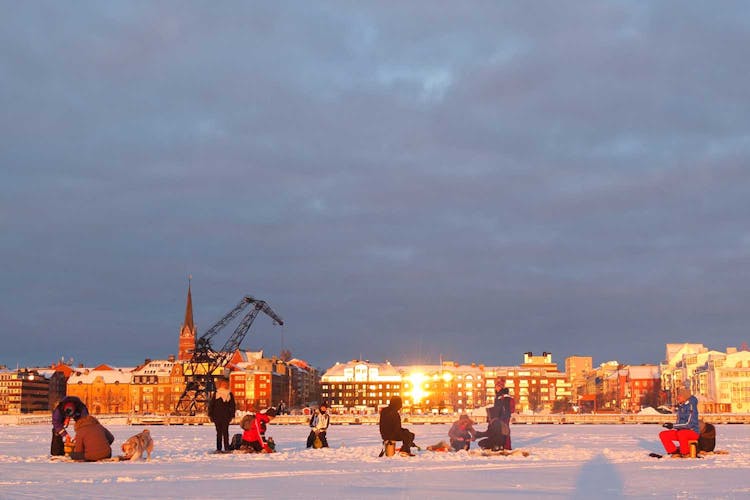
<box><xmin>50</xmin><ymin>396</ymin><xmax>115</xmax><ymax>461</ymax></box>
<box><xmin>53</xmin><ymin>378</ymin><xmax>713</xmax><ymax>460</ymax></box>
<box><xmin>379</xmin><ymin>386</ymin><xmax>516</xmax><ymax>457</ymax></box>
<box><xmin>208</xmin><ymin>377</ymin><xmax>330</xmax><ymax>453</ymax></box>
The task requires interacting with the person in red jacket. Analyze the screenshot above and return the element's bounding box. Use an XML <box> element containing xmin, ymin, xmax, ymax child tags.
<box><xmin>241</xmin><ymin>408</ymin><xmax>276</xmax><ymax>452</ymax></box>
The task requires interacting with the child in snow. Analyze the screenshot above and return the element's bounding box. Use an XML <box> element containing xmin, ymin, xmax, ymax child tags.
<box><xmin>659</xmin><ymin>387</ymin><xmax>699</xmax><ymax>457</ymax></box>
<box><xmin>208</xmin><ymin>377</ymin><xmax>236</xmax><ymax>453</ymax></box>
<box><xmin>307</xmin><ymin>402</ymin><xmax>330</xmax><ymax>448</ymax></box>
<box><xmin>241</xmin><ymin>408</ymin><xmax>276</xmax><ymax>452</ymax></box>
<box><xmin>448</xmin><ymin>414</ymin><xmax>476</xmax><ymax>451</ymax></box>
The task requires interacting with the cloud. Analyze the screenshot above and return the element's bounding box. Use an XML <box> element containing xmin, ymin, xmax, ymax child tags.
<box><xmin>1</xmin><ymin>1</ymin><xmax>749</xmax><ymax>370</ymax></box>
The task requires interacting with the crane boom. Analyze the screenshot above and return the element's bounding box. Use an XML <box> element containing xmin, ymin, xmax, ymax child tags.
<box><xmin>174</xmin><ymin>295</ymin><xmax>284</xmax><ymax>415</ymax></box>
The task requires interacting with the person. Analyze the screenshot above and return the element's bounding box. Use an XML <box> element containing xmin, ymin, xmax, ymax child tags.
<box><xmin>659</xmin><ymin>387</ymin><xmax>700</xmax><ymax>457</ymax></box>
<box><xmin>379</xmin><ymin>396</ymin><xmax>416</xmax><ymax>457</ymax></box>
<box><xmin>69</xmin><ymin>415</ymin><xmax>115</xmax><ymax>461</ymax></box>
<box><xmin>50</xmin><ymin>396</ymin><xmax>89</xmax><ymax>456</ymax></box>
<box><xmin>207</xmin><ymin>377</ymin><xmax>236</xmax><ymax>453</ymax></box>
<box><xmin>475</xmin><ymin>387</ymin><xmax>515</xmax><ymax>451</ymax></box>
<box><xmin>307</xmin><ymin>402</ymin><xmax>330</xmax><ymax>448</ymax></box>
<box><xmin>448</xmin><ymin>414</ymin><xmax>476</xmax><ymax>451</ymax></box>
<box><xmin>241</xmin><ymin>408</ymin><xmax>276</xmax><ymax>453</ymax></box>
<box><xmin>496</xmin><ymin>387</ymin><xmax>515</xmax><ymax>450</ymax></box>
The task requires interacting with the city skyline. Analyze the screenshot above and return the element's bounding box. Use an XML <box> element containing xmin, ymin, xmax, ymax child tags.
<box><xmin>2</xmin><ymin>3</ymin><xmax>749</xmax><ymax>369</ymax></box>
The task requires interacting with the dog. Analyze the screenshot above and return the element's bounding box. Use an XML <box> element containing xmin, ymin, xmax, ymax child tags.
<box><xmin>120</xmin><ymin>429</ymin><xmax>153</xmax><ymax>461</ymax></box>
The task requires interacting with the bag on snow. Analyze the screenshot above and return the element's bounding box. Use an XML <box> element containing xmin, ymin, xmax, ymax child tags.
<box><xmin>229</xmin><ymin>433</ymin><xmax>243</xmax><ymax>451</ymax></box>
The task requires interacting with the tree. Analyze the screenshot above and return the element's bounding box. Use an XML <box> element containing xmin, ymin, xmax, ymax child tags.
<box><xmin>279</xmin><ymin>349</ymin><xmax>292</xmax><ymax>362</ymax></box>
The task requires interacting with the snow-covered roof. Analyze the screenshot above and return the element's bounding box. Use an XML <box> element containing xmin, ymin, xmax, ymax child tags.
<box><xmin>68</xmin><ymin>368</ymin><xmax>132</xmax><ymax>384</ymax></box>
<box><xmin>627</xmin><ymin>365</ymin><xmax>660</xmax><ymax>379</ymax></box>
<box><xmin>130</xmin><ymin>359</ymin><xmax>174</xmax><ymax>376</ymax></box>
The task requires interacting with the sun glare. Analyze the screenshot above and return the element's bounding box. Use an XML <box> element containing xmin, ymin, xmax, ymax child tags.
<box><xmin>408</xmin><ymin>372</ymin><xmax>427</xmax><ymax>404</ymax></box>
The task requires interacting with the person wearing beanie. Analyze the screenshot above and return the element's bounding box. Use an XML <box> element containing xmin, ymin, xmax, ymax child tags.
<box><xmin>50</xmin><ymin>396</ymin><xmax>89</xmax><ymax>456</ymax></box>
<box><xmin>379</xmin><ymin>396</ymin><xmax>416</xmax><ymax>456</ymax></box>
<box><xmin>208</xmin><ymin>377</ymin><xmax>236</xmax><ymax>453</ymax></box>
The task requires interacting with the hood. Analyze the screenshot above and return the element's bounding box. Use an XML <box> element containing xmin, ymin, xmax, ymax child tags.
<box><xmin>388</xmin><ymin>396</ymin><xmax>402</xmax><ymax>410</ymax></box>
<box><xmin>74</xmin><ymin>415</ymin><xmax>100</xmax><ymax>430</ymax></box>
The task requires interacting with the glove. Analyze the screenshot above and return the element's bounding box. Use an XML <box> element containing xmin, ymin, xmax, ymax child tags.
<box><xmin>662</xmin><ymin>422</ymin><xmax>673</xmax><ymax>429</ymax></box>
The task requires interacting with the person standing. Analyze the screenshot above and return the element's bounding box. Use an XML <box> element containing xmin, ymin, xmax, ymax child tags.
<box><xmin>306</xmin><ymin>402</ymin><xmax>330</xmax><ymax>448</ymax></box>
<box><xmin>208</xmin><ymin>377</ymin><xmax>236</xmax><ymax>453</ymax></box>
<box><xmin>496</xmin><ymin>387</ymin><xmax>515</xmax><ymax>450</ymax></box>
<box><xmin>50</xmin><ymin>396</ymin><xmax>89</xmax><ymax>456</ymax></box>
<box><xmin>659</xmin><ymin>387</ymin><xmax>700</xmax><ymax>457</ymax></box>
<box><xmin>379</xmin><ymin>396</ymin><xmax>416</xmax><ymax>456</ymax></box>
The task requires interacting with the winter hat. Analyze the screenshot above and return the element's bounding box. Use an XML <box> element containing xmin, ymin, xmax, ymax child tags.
<box><xmin>63</xmin><ymin>402</ymin><xmax>76</xmax><ymax>417</ymax></box>
<box><xmin>266</xmin><ymin>408</ymin><xmax>277</xmax><ymax>417</ymax></box>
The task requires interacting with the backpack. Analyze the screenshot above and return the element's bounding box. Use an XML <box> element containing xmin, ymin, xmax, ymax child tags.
<box><xmin>229</xmin><ymin>433</ymin><xmax>243</xmax><ymax>451</ymax></box>
<box><xmin>240</xmin><ymin>413</ymin><xmax>255</xmax><ymax>431</ymax></box>
<box><xmin>698</xmin><ymin>422</ymin><xmax>716</xmax><ymax>452</ymax></box>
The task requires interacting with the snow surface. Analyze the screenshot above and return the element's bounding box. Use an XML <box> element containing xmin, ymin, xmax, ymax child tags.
<box><xmin>1</xmin><ymin>422</ymin><xmax>749</xmax><ymax>499</ymax></box>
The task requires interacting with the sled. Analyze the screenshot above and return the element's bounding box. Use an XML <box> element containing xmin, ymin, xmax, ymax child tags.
<box><xmin>471</xmin><ymin>448</ymin><xmax>530</xmax><ymax>457</ymax></box>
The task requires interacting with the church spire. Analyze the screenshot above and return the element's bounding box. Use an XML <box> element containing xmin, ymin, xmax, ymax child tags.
<box><xmin>178</xmin><ymin>276</ymin><xmax>196</xmax><ymax>361</ymax></box>
<box><xmin>183</xmin><ymin>276</ymin><xmax>194</xmax><ymax>333</ymax></box>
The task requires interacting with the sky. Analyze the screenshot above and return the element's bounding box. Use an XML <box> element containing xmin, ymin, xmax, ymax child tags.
<box><xmin>2</xmin><ymin>1</ymin><xmax>749</xmax><ymax>372</ymax></box>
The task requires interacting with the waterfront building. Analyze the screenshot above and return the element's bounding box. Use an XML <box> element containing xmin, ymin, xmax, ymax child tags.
<box><xmin>67</xmin><ymin>364</ymin><xmax>131</xmax><ymax>414</ymax></box>
<box><xmin>565</xmin><ymin>356</ymin><xmax>593</xmax><ymax>403</ymax></box>
<box><xmin>0</xmin><ymin>369</ymin><xmax>50</xmax><ymax>414</ymax></box>
<box><xmin>129</xmin><ymin>357</ymin><xmax>182</xmax><ymax>414</ymax></box>
<box><xmin>320</xmin><ymin>360</ymin><xmax>402</xmax><ymax>413</ymax></box>
<box><xmin>397</xmin><ymin>361</ymin><xmax>485</xmax><ymax>414</ymax></box>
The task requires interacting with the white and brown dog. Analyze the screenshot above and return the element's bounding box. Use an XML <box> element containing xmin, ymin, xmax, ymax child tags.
<box><xmin>121</xmin><ymin>429</ymin><xmax>153</xmax><ymax>461</ymax></box>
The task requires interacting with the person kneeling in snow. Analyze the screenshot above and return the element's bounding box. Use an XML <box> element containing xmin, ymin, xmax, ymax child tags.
<box><xmin>241</xmin><ymin>408</ymin><xmax>276</xmax><ymax>453</ymax></box>
<box><xmin>69</xmin><ymin>415</ymin><xmax>115</xmax><ymax>462</ymax></box>
<box><xmin>379</xmin><ymin>396</ymin><xmax>416</xmax><ymax>456</ymax></box>
<box><xmin>659</xmin><ymin>387</ymin><xmax>699</xmax><ymax>457</ymax></box>
<box><xmin>448</xmin><ymin>414</ymin><xmax>476</xmax><ymax>451</ymax></box>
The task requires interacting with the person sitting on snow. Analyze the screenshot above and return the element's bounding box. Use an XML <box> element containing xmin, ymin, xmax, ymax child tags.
<box><xmin>241</xmin><ymin>408</ymin><xmax>276</xmax><ymax>452</ymax></box>
<box><xmin>659</xmin><ymin>387</ymin><xmax>699</xmax><ymax>457</ymax></box>
<box><xmin>69</xmin><ymin>415</ymin><xmax>115</xmax><ymax>462</ymax></box>
<box><xmin>379</xmin><ymin>396</ymin><xmax>416</xmax><ymax>456</ymax></box>
<box><xmin>448</xmin><ymin>414</ymin><xmax>476</xmax><ymax>451</ymax></box>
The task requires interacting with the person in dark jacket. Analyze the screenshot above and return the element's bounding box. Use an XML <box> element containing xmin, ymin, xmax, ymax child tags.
<box><xmin>379</xmin><ymin>396</ymin><xmax>415</xmax><ymax>456</ymax></box>
<box><xmin>307</xmin><ymin>402</ymin><xmax>330</xmax><ymax>448</ymax></box>
<box><xmin>69</xmin><ymin>415</ymin><xmax>115</xmax><ymax>461</ymax></box>
<box><xmin>208</xmin><ymin>377</ymin><xmax>236</xmax><ymax>453</ymax></box>
<box><xmin>50</xmin><ymin>396</ymin><xmax>89</xmax><ymax>456</ymax></box>
<box><xmin>476</xmin><ymin>388</ymin><xmax>515</xmax><ymax>451</ymax></box>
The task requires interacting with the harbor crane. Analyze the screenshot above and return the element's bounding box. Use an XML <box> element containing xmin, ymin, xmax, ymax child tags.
<box><xmin>174</xmin><ymin>295</ymin><xmax>284</xmax><ymax>415</ymax></box>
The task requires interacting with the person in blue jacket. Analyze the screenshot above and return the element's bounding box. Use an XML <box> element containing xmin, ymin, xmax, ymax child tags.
<box><xmin>659</xmin><ymin>387</ymin><xmax>699</xmax><ymax>456</ymax></box>
<box><xmin>50</xmin><ymin>396</ymin><xmax>89</xmax><ymax>456</ymax></box>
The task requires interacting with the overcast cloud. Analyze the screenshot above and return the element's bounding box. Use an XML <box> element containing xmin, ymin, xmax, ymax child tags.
<box><xmin>2</xmin><ymin>1</ymin><xmax>749</xmax><ymax>371</ymax></box>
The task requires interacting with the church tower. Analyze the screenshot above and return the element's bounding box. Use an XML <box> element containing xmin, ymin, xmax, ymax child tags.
<box><xmin>178</xmin><ymin>278</ymin><xmax>196</xmax><ymax>361</ymax></box>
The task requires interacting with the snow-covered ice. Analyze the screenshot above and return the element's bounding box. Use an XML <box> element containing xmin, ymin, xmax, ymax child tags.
<box><xmin>1</xmin><ymin>422</ymin><xmax>749</xmax><ymax>499</ymax></box>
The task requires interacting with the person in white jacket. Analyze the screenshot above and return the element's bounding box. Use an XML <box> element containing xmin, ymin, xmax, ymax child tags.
<box><xmin>306</xmin><ymin>402</ymin><xmax>330</xmax><ymax>448</ymax></box>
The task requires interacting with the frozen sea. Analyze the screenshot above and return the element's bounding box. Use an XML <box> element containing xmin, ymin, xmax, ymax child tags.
<box><xmin>1</xmin><ymin>422</ymin><xmax>749</xmax><ymax>499</ymax></box>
